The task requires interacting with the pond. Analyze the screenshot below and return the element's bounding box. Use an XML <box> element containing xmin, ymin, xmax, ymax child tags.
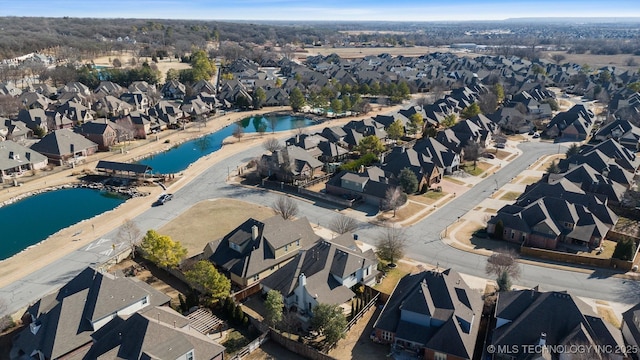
<box><xmin>0</xmin><ymin>188</ymin><xmax>126</xmax><ymax>260</ymax></box>
<box><xmin>138</xmin><ymin>114</ymin><xmax>314</xmax><ymax>174</ymax></box>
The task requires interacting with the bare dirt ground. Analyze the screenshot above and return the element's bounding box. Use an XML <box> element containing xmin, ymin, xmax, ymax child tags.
<box><xmin>158</xmin><ymin>198</ymin><xmax>275</xmax><ymax>257</ymax></box>
<box><xmin>329</xmin><ymin>307</ymin><xmax>388</xmax><ymax>360</ymax></box>
<box><xmin>90</xmin><ymin>51</ymin><xmax>191</xmax><ymax>82</ymax></box>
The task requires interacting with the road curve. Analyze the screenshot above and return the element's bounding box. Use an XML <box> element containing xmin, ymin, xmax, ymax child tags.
<box><xmin>1</xmin><ymin>140</ymin><xmax>636</xmax><ymax>317</ymax></box>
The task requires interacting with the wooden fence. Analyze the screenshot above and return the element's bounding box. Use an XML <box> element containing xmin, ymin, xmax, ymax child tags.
<box><xmin>269</xmin><ymin>329</ymin><xmax>338</xmax><ymax>360</ymax></box>
<box><xmin>228</xmin><ymin>332</ymin><xmax>270</xmax><ymax>360</ymax></box>
<box><xmin>345</xmin><ymin>293</ymin><xmax>379</xmax><ymax>332</ymax></box>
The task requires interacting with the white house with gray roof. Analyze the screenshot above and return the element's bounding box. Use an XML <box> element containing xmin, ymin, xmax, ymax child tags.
<box><xmin>0</xmin><ymin>140</ymin><xmax>48</xmax><ymax>178</ymax></box>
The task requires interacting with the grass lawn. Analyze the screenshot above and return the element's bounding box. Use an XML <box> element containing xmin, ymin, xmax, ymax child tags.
<box><xmin>454</xmin><ymin>222</ymin><xmax>485</xmax><ymax>246</ymax></box>
<box><xmin>536</xmin><ymin>154</ymin><xmax>566</xmax><ymax>172</ymax></box>
<box><xmin>461</xmin><ymin>162</ymin><xmax>487</xmax><ymax>176</ymax></box>
<box><xmin>519</xmin><ymin>176</ymin><xmax>542</xmax><ymax>185</ymax></box>
<box><xmin>393</xmin><ymin>201</ymin><xmax>425</xmax><ymax>221</ymax></box>
<box><xmin>223</xmin><ymin>329</ymin><xmax>253</xmax><ymax>355</ymax></box>
<box><xmin>499</xmin><ymin>191</ymin><xmax>522</xmax><ymax>201</ymax></box>
<box><xmin>411</xmin><ymin>190</ymin><xmax>447</xmax><ymax>205</ymax></box>
<box><xmin>494</xmin><ymin>150</ymin><xmax>512</xmax><ymax>160</ymax></box>
<box><xmin>159</xmin><ymin>198</ymin><xmax>275</xmax><ymax>256</ymax></box>
<box><xmin>597</xmin><ymin>306</ymin><xmax>621</xmax><ymax>328</ymax></box>
<box><xmin>577</xmin><ymin>240</ymin><xmax>616</xmax><ymax>259</ymax></box>
<box><xmin>374</xmin><ymin>261</ymin><xmax>415</xmax><ymax>295</ymax></box>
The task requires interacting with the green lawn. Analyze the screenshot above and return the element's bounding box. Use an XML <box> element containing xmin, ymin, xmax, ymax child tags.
<box><xmin>374</xmin><ymin>261</ymin><xmax>414</xmax><ymax>295</ymax></box>
<box><xmin>499</xmin><ymin>191</ymin><xmax>522</xmax><ymax>201</ymax></box>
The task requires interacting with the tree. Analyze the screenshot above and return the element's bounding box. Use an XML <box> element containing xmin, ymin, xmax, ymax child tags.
<box><xmin>329</xmin><ymin>215</ymin><xmax>359</xmax><ymax>234</ymax></box>
<box><xmin>140</xmin><ymin>230</ymin><xmax>187</xmax><ymax>268</ymax></box>
<box><xmin>492</xmin><ymin>83</ymin><xmax>505</xmax><ymax>103</ymax></box>
<box><xmin>264</xmin><ymin>289</ymin><xmax>284</xmax><ymax>328</ymax></box>
<box><xmin>441</xmin><ymin>114</ymin><xmax>457</xmax><ymax>128</ymax></box>
<box><xmin>478</xmin><ymin>92</ymin><xmax>498</xmax><ymax>114</ymax></box>
<box><xmin>356</xmin><ymin>135</ymin><xmax>385</xmax><ymax>155</ymax></box>
<box><xmin>185</xmin><ymin>260</ymin><xmax>231</xmax><ymax>302</ymax></box>
<box><xmin>232</xmin><ymin>124</ymin><xmax>244</xmax><ymax>142</ymax></box>
<box><xmin>272</xmin><ymin>196</ymin><xmax>298</xmax><ymax>220</ymax></box>
<box><xmin>485</xmin><ymin>248</ymin><xmax>521</xmax><ymax>290</ymax></box>
<box><xmin>112</xmin><ymin>58</ymin><xmax>122</xmax><ymax>68</ymax></box>
<box><xmin>310</xmin><ymin>303</ymin><xmax>347</xmax><ymax>347</ymax></box>
<box><xmin>551</xmin><ymin>54</ymin><xmax>566</xmax><ymax>64</ymax></box>
<box><xmin>461</xmin><ymin>103</ymin><xmax>481</xmax><ymax>119</ymax></box>
<box><xmin>387</xmin><ymin>119</ymin><xmax>404</xmax><ymax>141</ymax></box>
<box><xmin>34</xmin><ymin>126</ymin><xmax>47</xmax><ymax>138</ymax></box>
<box><xmin>253</xmin><ymin>87</ymin><xmax>266</xmax><ymax>109</ymax></box>
<box><xmin>546</xmin><ymin>160</ymin><xmax>560</xmax><ymax>174</ymax></box>
<box><xmin>463</xmin><ymin>142</ymin><xmax>483</xmax><ymax>169</ymax></box>
<box><xmin>613</xmin><ymin>237</ymin><xmax>637</xmax><ymax>261</ymax></box>
<box><xmin>289</xmin><ymin>87</ymin><xmax>305</xmax><ymax>112</ymax></box>
<box><xmin>263</xmin><ymin>138</ymin><xmax>282</xmax><ymax>153</ymax></box>
<box><xmin>398</xmin><ymin>168</ymin><xmax>419</xmax><ymax>194</ymax></box>
<box><xmin>330</xmin><ymin>98</ymin><xmax>343</xmax><ymax>114</ymax></box>
<box><xmin>376</xmin><ymin>226</ymin><xmax>407</xmax><ymax>266</ymax></box>
<box><xmin>566</xmin><ymin>143</ymin><xmax>580</xmax><ymax>158</ymax></box>
<box><xmin>407</xmin><ymin>113</ymin><xmax>424</xmax><ymax>136</ymax></box>
<box><xmin>116</xmin><ymin>218</ymin><xmax>142</xmax><ymax>258</ymax></box>
<box><xmin>382</xmin><ymin>187</ymin><xmax>407</xmax><ymax>217</ymax></box>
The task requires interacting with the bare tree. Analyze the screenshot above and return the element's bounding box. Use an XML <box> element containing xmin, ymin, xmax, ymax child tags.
<box><xmin>272</xmin><ymin>196</ymin><xmax>299</xmax><ymax>220</ymax></box>
<box><xmin>486</xmin><ymin>248</ymin><xmax>521</xmax><ymax>291</ymax></box>
<box><xmin>551</xmin><ymin>53</ymin><xmax>566</xmax><ymax>64</ymax></box>
<box><xmin>0</xmin><ymin>95</ymin><xmax>21</xmax><ymax>118</ymax></box>
<box><xmin>375</xmin><ymin>226</ymin><xmax>407</xmax><ymax>267</ymax></box>
<box><xmin>329</xmin><ymin>215</ymin><xmax>359</xmax><ymax>234</ymax></box>
<box><xmin>232</xmin><ymin>124</ymin><xmax>244</xmax><ymax>142</ymax></box>
<box><xmin>117</xmin><ymin>219</ymin><xmax>142</xmax><ymax>259</ymax></box>
<box><xmin>0</xmin><ymin>298</ymin><xmax>12</xmax><ymax>331</ymax></box>
<box><xmin>463</xmin><ymin>142</ymin><xmax>484</xmax><ymax>169</ymax></box>
<box><xmin>263</xmin><ymin>138</ymin><xmax>282</xmax><ymax>153</ymax></box>
<box><xmin>382</xmin><ymin>187</ymin><xmax>407</xmax><ymax>217</ymax></box>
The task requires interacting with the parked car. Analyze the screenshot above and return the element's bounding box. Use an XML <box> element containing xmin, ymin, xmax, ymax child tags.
<box><xmin>495</xmin><ymin>143</ymin><xmax>506</xmax><ymax>149</ymax></box>
<box><xmin>482</xmin><ymin>152</ymin><xmax>496</xmax><ymax>159</ymax></box>
<box><xmin>532</xmin><ymin>132</ymin><xmax>540</xmax><ymax>139</ymax></box>
<box><xmin>153</xmin><ymin>193</ymin><xmax>173</xmax><ymax>206</ymax></box>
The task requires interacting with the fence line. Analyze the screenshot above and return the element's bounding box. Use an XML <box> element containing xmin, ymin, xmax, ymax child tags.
<box><xmin>345</xmin><ymin>293</ymin><xmax>379</xmax><ymax>332</ymax></box>
<box><xmin>228</xmin><ymin>332</ymin><xmax>270</xmax><ymax>360</ymax></box>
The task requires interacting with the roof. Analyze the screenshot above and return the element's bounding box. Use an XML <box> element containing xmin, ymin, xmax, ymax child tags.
<box><xmin>261</xmin><ymin>238</ymin><xmax>376</xmax><ymax>305</ymax></box>
<box><xmin>83</xmin><ymin>307</ymin><xmax>225</xmax><ymax>359</ymax></box>
<box><xmin>493</xmin><ymin>290</ymin><xmax>626</xmax><ymax>359</ymax></box>
<box><xmin>373</xmin><ymin>269</ymin><xmax>482</xmax><ymax>359</ymax></box>
<box><xmin>0</xmin><ymin>140</ymin><xmax>47</xmax><ymax>171</ymax></box>
<box><xmin>31</xmin><ymin>128</ymin><xmax>98</xmax><ymax>157</ymax></box>
<box><xmin>96</xmin><ymin>160</ymin><xmax>152</xmax><ymax>174</ymax></box>
<box><xmin>205</xmin><ymin>216</ymin><xmax>322</xmax><ymax>280</ymax></box>
<box><xmin>11</xmin><ymin>267</ymin><xmax>170</xmax><ymax>359</ymax></box>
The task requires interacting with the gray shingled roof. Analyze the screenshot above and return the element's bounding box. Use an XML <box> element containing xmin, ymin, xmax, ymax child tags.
<box><xmin>31</xmin><ymin>128</ymin><xmax>98</xmax><ymax>157</ymax></box>
<box><xmin>0</xmin><ymin>140</ymin><xmax>47</xmax><ymax>171</ymax></box>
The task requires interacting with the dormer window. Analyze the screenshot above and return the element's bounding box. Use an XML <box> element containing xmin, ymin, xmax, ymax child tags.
<box><xmin>186</xmin><ymin>350</ymin><xmax>194</xmax><ymax>360</ymax></box>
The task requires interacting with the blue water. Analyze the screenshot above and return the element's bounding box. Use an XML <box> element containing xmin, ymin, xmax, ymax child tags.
<box><xmin>0</xmin><ymin>188</ymin><xmax>126</xmax><ymax>260</ymax></box>
<box><xmin>139</xmin><ymin>115</ymin><xmax>314</xmax><ymax>174</ymax></box>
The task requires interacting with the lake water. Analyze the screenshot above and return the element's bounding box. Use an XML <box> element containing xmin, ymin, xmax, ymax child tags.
<box><xmin>0</xmin><ymin>188</ymin><xmax>126</xmax><ymax>260</ymax></box>
<box><xmin>138</xmin><ymin>114</ymin><xmax>314</xmax><ymax>174</ymax></box>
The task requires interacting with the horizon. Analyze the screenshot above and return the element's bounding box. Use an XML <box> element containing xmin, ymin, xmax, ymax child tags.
<box><xmin>4</xmin><ymin>0</ymin><xmax>640</xmax><ymax>22</ymax></box>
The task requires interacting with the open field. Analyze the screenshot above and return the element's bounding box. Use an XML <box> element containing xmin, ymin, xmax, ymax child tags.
<box><xmin>158</xmin><ymin>198</ymin><xmax>275</xmax><ymax>257</ymax></box>
<box><xmin>90</xmin><ymin>52</ymin><xmax>191</xmax><ymax>82</ymax></box>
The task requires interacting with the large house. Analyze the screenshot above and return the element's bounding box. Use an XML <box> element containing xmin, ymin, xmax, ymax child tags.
<box><xmin>261</xmin><ymin>234</ymin><xmax>377</xmax><ymax>317</ymax></box>
<box><xmin>30</xmin><ymin>129</ymin><xmax>99</xmax><ymax>165</ymax></box>
<box><xmin>203</xmin><ymin>215</ymin><xmax>322</xmax><ymax>288</ymax></box>
<box><xmin>491</xmin><ymin>289</ymin><xmax>627</xmax><ymax>360</ymax></box>
<box><xmin>372</xmin><ymin>269</ymin><xmax>482</xmax><ymax>360</ymax></box>
<box><xmin>0</xmin><ymin>140</ymin><xmax>48</xmax><ymax>178</ymax></box>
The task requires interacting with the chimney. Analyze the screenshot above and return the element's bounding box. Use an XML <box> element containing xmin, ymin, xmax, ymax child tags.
<box><xmin>251</xmin><ymin>225</ymin><xmax>259</xmax><ymax>241</ymax></box>
<box><xmin>538</xmin><ymin>333</ymin><xmax>546</xmax><ymax>346</ymax></box>
<box><xmin>25</xmin><ymin>152</ymin><xmax>31</xmax><ymax>161</ymax></box>
<box><xmin>299</xmin><ymin>273</ymin><xmax>307</xmax><ymax>287</ymax></box>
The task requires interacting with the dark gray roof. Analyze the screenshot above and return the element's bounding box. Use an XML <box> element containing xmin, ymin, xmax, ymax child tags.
<box><xmin>493</xmin><ymin>290</ymin><xmax>626</xmax><ymax>359</ymax></box>
<box><xmin>96</xmin><ymin>160</ymin><xmax>152</xmax><ymax>174</ymax></box>
<box><xmin>373</xmin><ymin>269</ymin><xmax>482</xmax><ymax>359</ymax></box>
<box><xmin>205</xmin><ymin>216</ymin><xmax>321</xmax><ymax>280</ymax></box>
<box><xmin>0</xmin><ymin>140</ymin><xmax>47</xmax><ymax>171</ymax></box>
<box><xmin>31</xmin><ymin>128</ymin><xmax>98</xmax><ymax>157</ymax></box>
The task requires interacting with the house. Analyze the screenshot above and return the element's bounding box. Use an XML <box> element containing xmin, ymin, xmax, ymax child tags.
<box><xmin>487</xmin><ymin>195</ymin><xmax>614</xmax><ymax>250</ymax></box>
<box><xmin>372</xmin><ymin>269</ymin><xmax>482</xmax><ymax>360</ymax></box>
<box><xmin>547</xmin><ymin>163</ymin><xmax>627</xmax><ymax>204</ymax></box>
<box><xmin>119</xmin><ymin>92</ymin><xmax>150</xmax><ymax>112</ymax></box>
<box><xmin>203</xmin><ymin>216</ymin><xmax>322</xmax><ymax>288</ymax></box>
<box><xmin>30</xmin><ymin>129</ymin><xmax>99</xmax><ymax>165</ymax></box>
<box><xmin>55</xmin><ymin>100</ymin><xmax>94</xmax><ymax>125</ymax></box>
<box><xmin>326</xmin><ymin>166</ymin><xmax>397</xmax><ymax>207</ymax></box>
<box><xmin>75</xmin><ymin>121</ymin><xmax>118</xmax><ymax>151</ymax></box>
<box><xmin>622</xmin><ymin>303</ymin><xmax>640</xmax><ymax>360</ymax></box>
<box><xmin>17</xmin><ymin>108</ymin><xmax>49</xmax><ymax>133</ymax></box>
<box><xmin>160</xmin><ymin>80</ymin><xmax>187</xmax><ymax>100</ymax></box>
<box><xmin>491</xmin><ymin>289</ymin><xmax>627</xmax><ymax>360</ymax></box>
<box><xmin>93</xmin><ymin>94</ymin><xmax>133</xmax><ymax>117</ymax></box>
<box><xmin>594</xmin><ymin>119</ymin><xmax>640</xmax><ymax>151</ymax></box>
<box><xmin>545</xmin><ymin>104</ymin><xmax>595</xmax><ymax>140</ymax></box>
<box><xmin>2</xmin><ymin>119</ymin><xmax>33</xmax><ymax>142</ymax></box>
<box><xmin>381</xmin><ymin>146</ymin><xmax>442</xmax><ymax>191</ymax></box>
<box><xmin>261</xmin><ymin>235</ymin><xmax>377</xmax><ymax>317</ymax></box>
<box><xmin>259</xmin><ymin>145</ymin><xmax>324</xmax><ymax>183</ymax></box>
<box><xmin>412</xmin><ymin>137</ymin><xmax>461</xmax><ymax>175</ymax></box>
<box><xmin>0</xmin><ymin>140</ymin><xmax>48</xmax><ymax>177</ymax></box>
<box><xmin>10</xmin><ymin>267</ymin><xmax>171</xmax><ymax>360</ymax></box>
<box><xmin>81</xmin><ymin>306</ymin><xmax>225</xmax><ymax>360</ymax></box>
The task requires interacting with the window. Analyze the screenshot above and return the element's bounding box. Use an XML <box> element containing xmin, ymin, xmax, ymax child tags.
<box><xmin>296</xmin><ymin>240</ymin><xmax>300</xmax><ymax>246</ymax></box>
<box><xmin>253</xmin><ymin>274</ymin><xmax>260</xmax><ymax>281</ymax></box>
<box><xmin>510</xmin><ymin>232</ymin><xmax>515</xmax><ymax>239</ymax></box>
<box><xmin>434</xmin><ymin>352</ymin><xmax>447</xmax><ymax>360</ymax></box>
<box><xmin>142</xmin><ymin>296</ymin><xmax>148</xmax><ymax>305</ymax></box>
<box><xmin>186</xmin><ymin>351</ymin><xmax>194</xmax><ymax>360</ymax></box>
<box><xmin>381</xmin><ymin>331</ymin><xmax>393</xmax><ymax>341</ymax></box>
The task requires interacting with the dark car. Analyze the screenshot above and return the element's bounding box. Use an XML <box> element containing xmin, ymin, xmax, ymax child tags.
<box><xmin>153</xmin><ymin>193</ymin><xmax>173</xmax><ymax>206</ymax></box>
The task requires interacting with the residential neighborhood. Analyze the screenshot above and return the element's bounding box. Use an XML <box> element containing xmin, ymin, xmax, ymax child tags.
<box><xmin>1</xmin><ymin>10</ymin><xmax>640</xmax><ymax>360</ymax></box>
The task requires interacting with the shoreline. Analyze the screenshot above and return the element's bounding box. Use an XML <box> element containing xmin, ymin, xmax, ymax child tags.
<box><xmin>0</xmin><ymin>104</ymin><xmax>402</xmax><ymax>289</ymax></box>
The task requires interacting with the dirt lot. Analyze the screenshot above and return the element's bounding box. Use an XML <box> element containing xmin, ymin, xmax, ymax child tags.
<box><xmin>329</xmin><ymin>307</ymin><xmax>388</xmax><ymax>360</ymax></box>
<box><xmin>158</xmin><ymin>198</ymin><xmax>275</xmax><ymax>257</ymax></box>
<box><xmin>90</xmin><ymin>51</ymin><xmax>191</xmax><ymax>82</ymax></box>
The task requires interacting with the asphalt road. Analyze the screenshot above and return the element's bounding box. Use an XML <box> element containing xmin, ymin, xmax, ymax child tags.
<box><xmin>1</xmin><ymin>140</ymin><xmax>637</xmax><ymax>317</ymax></box>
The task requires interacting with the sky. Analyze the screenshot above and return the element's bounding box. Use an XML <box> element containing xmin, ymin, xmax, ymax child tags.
<box><xmin>2</xmin><ymin>0</ymin><xmax>640</xmax><ymax>21</ymax></box>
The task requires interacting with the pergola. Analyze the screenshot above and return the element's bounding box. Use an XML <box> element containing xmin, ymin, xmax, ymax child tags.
<box><xmin>95</xmin><ymin>160</ymin><xmax>152</xmax><ymax>179</ymax></box>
